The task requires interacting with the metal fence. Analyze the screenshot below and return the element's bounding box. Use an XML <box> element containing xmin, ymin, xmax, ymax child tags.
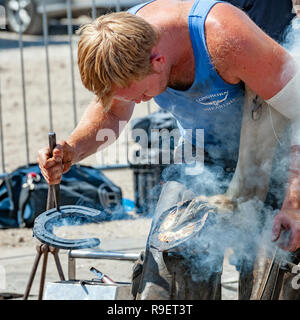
<box><xmin>0</xmin><ymin>0</ymin><xmax>157</xmax><ymax>180</ymax></box>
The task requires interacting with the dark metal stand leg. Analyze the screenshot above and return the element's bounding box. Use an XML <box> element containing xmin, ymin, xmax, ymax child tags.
<box><xmin>51</xmin><ymin>248</ymin><xmax>65</xmax><ymax>281</ymax></box>
<box><xmin>38</xmin><ymin>245</ymin><xmax>49</xmax><ymax>300</ymax></box>
<box><xmin>23</xmin><ymin>245</ymin><xmax>43</xmax><ymax>300</ymax></box>
<box><xmin>23</xmin><ymin>244</ymin><xmax>66</xmax><ymax>300</ymax></box>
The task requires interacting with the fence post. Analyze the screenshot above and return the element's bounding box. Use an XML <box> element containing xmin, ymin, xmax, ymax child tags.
<box><xmin>42</xmin><ymin>0</ymin><xmax>54</xmax><ymax>132</ymax></box>
<box><xmin>91</xmin><ymin>0</ymin><xmax>96</xmax><ymax>20</ymax></box>
<box><xmin>0</xmin><ymin>76</ymin><xmax>5</xmax><ymax>173</ymax></box>
<box><xmin>0</xmin><ymin>5</ymin><xmax>5</xmax><ymax>30</ymax></box>
<box><xmin>66</xmin><ymin>0</ymin><xmax>77</xmax><ymax>128</ymax></box>
<box><xmin>17</xmin><ymin>0</ymin><xmax>30</xmax><ymax>166</ymax></box>
<box><xmin>115</xmin><ymin>0</ymin><xmax>121</xmax><ymax>12</ymax></box>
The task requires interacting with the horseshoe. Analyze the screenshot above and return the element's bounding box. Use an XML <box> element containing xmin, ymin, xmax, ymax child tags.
<box><xmin>33</xmin><ymin>205</ymin><xmax>105</xmax><ymax>250</ymax></box>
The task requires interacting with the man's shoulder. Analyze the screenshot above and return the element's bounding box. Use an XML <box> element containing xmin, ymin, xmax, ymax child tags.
<box><xmin>205</xmin><ymin>3</ymin><xmax>247</xmax><ymax>84</ymax></box>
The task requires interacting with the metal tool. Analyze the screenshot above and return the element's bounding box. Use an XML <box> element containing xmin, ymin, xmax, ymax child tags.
<box><xmin>257</xmin><ymin>229</ymin><xmax>292</xmax><ymax>300</ymax></box>
<box><xmin>47</xmin><ymin>132</ymin><xmax>60</xmax><ymax>212</ymax></box>
<box><xmin>90</xmin><ymin>267</ymin><xmax>116</xmax><ymax>285</ymax></box>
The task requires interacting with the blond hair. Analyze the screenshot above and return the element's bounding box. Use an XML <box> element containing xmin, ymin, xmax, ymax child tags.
<box><xmin>77</xmin><ymin>12</ymin><xmax>159</xmax><ymax>109</ymax></box>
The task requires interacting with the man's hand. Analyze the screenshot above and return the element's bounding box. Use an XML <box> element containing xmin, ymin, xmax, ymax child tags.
<box><xmin>37</xmin><ymin>140</ymin><xmax>75</xmax><ymax>185</ymax></box>
<box><xmin>272</xmin><ymin>209</ymin><xmax>300</xmax><ymax>252</ymax></box>
<box><xmin>272</xmin><ymin>146</ymin><xmax>300</xmax><ymax>252</ymax></box>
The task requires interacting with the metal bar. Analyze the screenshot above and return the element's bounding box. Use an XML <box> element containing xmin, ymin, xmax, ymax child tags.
<box><xmin>94</xmin><ymin>164</ymin><xmax>130</xmax><ymax>170</ymax></box>
<box><xmin>115</xmin><ymin>0</ymin><xmax>121</xmax><ymax>12</ymax></box>
<box><xmin>38</xmin><ymin>247</ymin><xmax>48</xmax><ymax>300</ymax></box>
<box><xmin>68</xmin><ymin>254</ymin><xmax>76</xmax><ymax>280</ymax></box>
<box><xmin>0</xmin><ymin>76</ymin><xmax>6</xmax><ymax>173</ymax></box>
<box><xmin>66</xmin><ymin>0</ymin><xmax>77</xmax><ymax>127</ymax></box>
<box><xmin>91</xmin><ymin>0</ymin><xmax>96</xmax><ymax>20</ymax></box>
<box><xmin>17</xmin><ymin>0</ymin><xmax>30</xmax><ymax>166</ymax></box>
<box><xmin>46</xmin><ymin>132</ymin><xmax>60</xmax><ymax>211</ymax></box>
<box><xmin>42</xmin><ymin>0</ymin><xmax>53</xmax><ymax>132</ymax></box>
<box><xmin>52</xmin><ymin>250</ymin><xmax>65</xmax><ymax>281</ymax></box>
<box><xmin>23</xmin><ymin>247</ymin><xmax>43</xmax><ymax>300</ymax></box>
<box><xmin>68</xmin><ymin>249</ymin><xmax>139</xmax><ymax>281</ymax></box>
<box><xmin>69</xmin><ymin>249</ymin><xmax>140</xmax><ymax>261</ymax></box>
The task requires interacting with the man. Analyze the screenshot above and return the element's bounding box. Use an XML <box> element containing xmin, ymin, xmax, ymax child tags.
<box><xmin>38</xmin><ymin>0</ymin><xmax>300</xmax><ymax>299</ymax></box>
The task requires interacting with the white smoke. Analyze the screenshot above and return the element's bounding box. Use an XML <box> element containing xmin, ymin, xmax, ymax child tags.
<box><xmin>284</xmin><ymin>17</ymin><xmax>300</xmax><ymax>62</ymax></box>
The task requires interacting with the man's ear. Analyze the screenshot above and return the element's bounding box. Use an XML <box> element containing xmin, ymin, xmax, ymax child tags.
<box><xmin>150</xmin><ymin>50</ymin><xmax>166</xmax><ymax>72</ymax></box>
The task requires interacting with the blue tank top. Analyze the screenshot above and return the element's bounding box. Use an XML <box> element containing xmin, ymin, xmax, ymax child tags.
<box><xmin>128</xmin><ymin>0</ymin><xmax>245</xmax><ymax>164</ymax></box>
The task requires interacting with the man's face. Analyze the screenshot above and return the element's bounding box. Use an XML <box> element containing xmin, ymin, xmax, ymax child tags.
<box><xmin>113</xmin><ymin>72</ymin><xmax>167</xmax><ymax>104</ymax></box>
<box><xmin>113</xmin><ymin>49</ymin><xmax>169</xmax><ymax>104</ymax></box>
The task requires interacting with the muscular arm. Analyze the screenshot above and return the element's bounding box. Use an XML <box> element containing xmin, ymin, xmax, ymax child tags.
<box><xmin>207</xmin><ymin>3</ymin><xmax>300</xmax><ymax>251</ymax></box>
<box><xmin>206</xmin><ymin>2</ymin><xmax>298</xmax><ymax>98</ymax></box>
<box><xmin>38</xmin><ymin>97</ymin><xmax>134</xmax><ymax>184</ymax></box>
<box><xmin>67</xmin><ymin>97</ymin><xmax>135</xmax><ymax>163</ymax></box>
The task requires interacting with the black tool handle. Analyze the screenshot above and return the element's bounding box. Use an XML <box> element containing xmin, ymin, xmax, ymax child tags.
<box><xmin>48</xmin><ymin>132</ymin><xmax>57</xmax><ymax>157</ymax></box>
<box><xmin>46</xmin><ymin>132</ymin><xmax>60</xmax><ymax>211</ymax></box>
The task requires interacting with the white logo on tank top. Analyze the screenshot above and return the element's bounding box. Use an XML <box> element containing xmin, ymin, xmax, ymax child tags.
<box><xmin>196</xmin><ymin>91</ymin><xmax>229</xmax><ymax>107</ymax></box>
